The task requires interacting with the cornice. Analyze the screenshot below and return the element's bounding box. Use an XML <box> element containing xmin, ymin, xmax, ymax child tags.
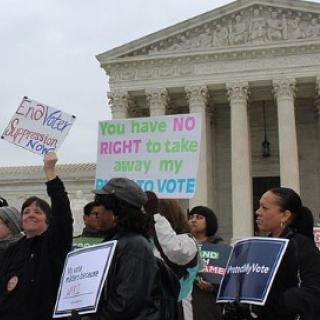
<box><xmin>0</xmin><ymin>163</ymin><xmax>96</xmax><ymax>180</ymax></box>
<box><xmin>105</xmin><ymin>42</ymin><xmax>320</xmax><ymax>83</ymax></box>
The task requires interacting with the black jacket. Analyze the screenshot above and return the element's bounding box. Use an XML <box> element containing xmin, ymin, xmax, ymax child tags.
<box><xmin>192</xmin><ymin>236</ymin><xmax>223</xmax><ymax>320</ymax></box>
<box><xmin>84</xmin><ymin>231</ymin><xmax>161</xmax><ymax>320</ymax></box>
<box><xmin>0</xmin><ymin>234</ymin><xmax>23</xmax><ymax>265</ymax></box>
<box><xmin>0</xmin><ymin>177</ymin><xmax>73</xmax><ymax>320</ymax></box>
<box><xmin>258</xmin><ymin>229</ymin><xmax>320</xmax><ymax>320</ymax></box>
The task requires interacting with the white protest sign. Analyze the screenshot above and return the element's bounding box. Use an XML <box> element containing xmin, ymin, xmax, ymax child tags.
<box><xmin>95</xmin><ymin>113</ymin><xmax>201</xmax><ymax>198</ymax></box>
<box><xmin>2</xmin><ymin>97</ymin><xmax>76</xmax><ymax>156</ymax></box>
<box><xmin>53</xmin><ymin>240</ymin><xmax>117</xmax><ymax>318</ymax></box>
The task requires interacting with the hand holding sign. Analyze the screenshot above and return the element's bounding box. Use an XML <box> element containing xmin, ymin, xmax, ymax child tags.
<box><xmin>217</xmin><ymin>237</ymin><xmax>289</xmax><ymax>306</ymax></box>
<box><xmin>43</xmin><ymin>152</ymin><xmax>58</xmax><ymax>181</ymax></box>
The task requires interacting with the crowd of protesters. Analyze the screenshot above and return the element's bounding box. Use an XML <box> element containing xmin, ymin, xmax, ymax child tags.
<box><xmin>0</xmin><ymin>152</ymin><xmax>320</xmax><ymax>320</ymax></box>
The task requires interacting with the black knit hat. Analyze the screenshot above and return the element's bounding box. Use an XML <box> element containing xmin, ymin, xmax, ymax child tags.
<box><xmin>189</xmin><ymin>206</ymin><xmax>218</xmax><ymax>237</ymax></box>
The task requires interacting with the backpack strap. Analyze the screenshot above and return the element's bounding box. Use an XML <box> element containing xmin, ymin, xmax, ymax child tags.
<box><xmin>153</xmin><ymin>233</ymin><xmax>198</xmax><ymax>279</ymax></box>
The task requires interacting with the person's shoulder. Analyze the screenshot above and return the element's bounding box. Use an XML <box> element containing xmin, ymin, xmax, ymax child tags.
<box><xmin>289</xmin><ymin>232</ymin><xmax>319</xmax><ymax>255</ymax></box>
<box><xmin>117</xmin><ymin>233</ymin><xmax>152</xmax><ymax>253</ymax></box>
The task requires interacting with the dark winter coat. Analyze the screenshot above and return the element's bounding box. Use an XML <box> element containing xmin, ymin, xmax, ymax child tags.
<box><xmin>83</xmin><ymin>231</ymin><xmax>161</xmax><ymax>320</ymax></box>
<box><xmin>257</xmin><ymin>229</ymin><xmax>320</xmax><ymax>320</ymax></box>
<box><xmin>0</xmin><ymin>234</ymin><xmax>23</xmax><ymax>265</ymax></box>
<box><xmin>192</xmin><ymin>236</ymin><xmax>224</xmax><ymax>320</ymax></box>
<box><xmin>0</xmin><ymin>177</ymin><xmax>73</xmax><ymax>320</ymax></box>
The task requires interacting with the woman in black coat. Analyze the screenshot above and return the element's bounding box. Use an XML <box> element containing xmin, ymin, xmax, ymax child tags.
<box><xmin>0</xmin><ymin>152</ymin><xmax>73</xmax><ymax>320</ymax></box>
<box><xmin>224</xmin><ymin>187</ymin><xmax>320</xmax><ymax>320</ymax></box>
<box><xmin>189</xmin><ymin>206</ymin><xmax>225</xmax><ymax>320</ymax></box>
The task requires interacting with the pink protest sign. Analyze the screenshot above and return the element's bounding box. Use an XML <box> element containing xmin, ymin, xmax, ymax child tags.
<box><xmin>2</xmin><ymin>97</ymin><xmax>76</xmax><ymax>156</ymax></box>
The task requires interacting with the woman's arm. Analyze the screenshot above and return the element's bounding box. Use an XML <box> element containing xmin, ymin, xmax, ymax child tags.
<box><xmin>44</xmin><ymin>153</ymin><xmax>73</xmax><ymax>257</ymax></box>
<box><xmin>154</xmin><ymin>213</ymin><xmax>197</xmax><ymax>265</ymax></box>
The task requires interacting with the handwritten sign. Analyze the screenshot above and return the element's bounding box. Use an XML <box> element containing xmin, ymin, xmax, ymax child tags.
<box><xmin>217</xmin><ymin>237</ymin><xmax>288</xmax><ymax>306</ymax></box>
<box><xmin>53</xmin><ymin>241</ymin><xmax>117</xmax><ymax>318</ymax></box>
<box><xmin>199</xmin><ymin>243</ymin><xmax>231</xmax><ymax>284</ymax></box>
<box><xmin>95</xmin><ymin>113</ymin><xmax>201</xmax><ymax>198</ymax></box>
<box><xmin>2</xmin><ymin>97</ymin><xmax>75</xmax><ymax>156</ymax></box>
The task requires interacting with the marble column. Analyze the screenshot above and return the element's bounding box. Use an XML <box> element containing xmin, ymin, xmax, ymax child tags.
<box><xmin>185</xmin><ymin>85</ymin><xmax>210</xmax><ymax>208</ymax></box>
<box><xmin>226</xmin><ymin>81</ymin><xmax>253</xmax><ymax>239</ymax></box>
<box><xmin>107</xmin><ymin>90</ymin><xmax>129</xmax><ymax>119</ymax></box>
<box><xmin>273</xmin><ymin>79</ymin><xmax>300</xmax><ymax>193</ymax></box>
<box><xmin>315</xmin><ymin>77</ymin><xmax>320</xmax><ymax>138</ymax></box>
<box><xmin>146</xmin><ymin>88</ymin><xmax>169</xmax><ymax>116</ymax></box>
<box><xmin>314</xmin><ymin>77</ymin><xmax>320</xmax><ymax>211</ymax></box>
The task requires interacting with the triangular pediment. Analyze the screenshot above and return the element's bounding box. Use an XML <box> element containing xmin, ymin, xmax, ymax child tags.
<box><xmin>97</xmin><ymin>0</ymin><xmax>320</xmax><ymax>64</ymax></box>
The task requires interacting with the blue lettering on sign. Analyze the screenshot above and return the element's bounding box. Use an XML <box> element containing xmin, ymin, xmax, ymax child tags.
<box><xmin>95</xmin><ymin>179</ymin><xmax>107</xmax><ymax>189</ymax></box>
<box><xmin>25</xmin><ymin>140</ymin><xmax>55</xmax><ymax>155</ymax></box>
<box><xmin>95</xmin><ymin>178</ymin><xmax>195</xmax><ymax>194</ymax></box>
<box><xmin>43</xmin><ymin>109</ymin><xmax>72</xmax><ymax>132</ymax></box>
<box><xmin>157</xmin><ymin>178</ymin><xmax>195</xmax><ymax>193</ymax></box>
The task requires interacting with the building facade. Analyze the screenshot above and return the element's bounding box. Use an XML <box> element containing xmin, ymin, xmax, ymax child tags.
<box><xmin>0</xmin><ymin>164</ymin><xmax>96</xmax><ymax>235</ymax></box>
<box><xmin>96</xmin><ymin>0</ymin><xmax>320</xmax><ymax>241</ymax></box>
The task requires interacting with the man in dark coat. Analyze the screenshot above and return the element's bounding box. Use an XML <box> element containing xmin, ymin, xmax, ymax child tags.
<box><xmin>82</xmin><ymin>177</ymin><xmax>161</xmax><ymax>320</ymax></box>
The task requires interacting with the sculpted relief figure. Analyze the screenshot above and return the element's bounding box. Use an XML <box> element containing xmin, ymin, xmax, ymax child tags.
<box><xmin>198</xmin><ymin>28</ymin><xmax>213</xmax><ymax>48</ymax></box>
<box><xmin>229</xmin><ymin>14</ymin><xmax>248</xmax><ymax>45</ymax></box>
<box><xmin>158</xmin><ymin>8</ymin><xmax>320</xmax><ymax>55</ymax></box>
<box><xmin>249</xmin><ymin>8</ymin><xmax>267</xmax><ymax>43</ymax></box>
<box><xmin>287</xmin><ymin>16</ymin><xmax>305</xmax><ymax>39</ymax></box>
<box><xmin>213</xmin><ymin>23</ymin><xmax>229</xmax><ymax>46</ymax></box>
<box><xmin>266</xmin><ymin>11</ymin><xmax>287</xmax><ymax>41</ymax></box>
<box><xmin>306</xmin><ymin>18</ymin><xmax>320</xmax><ymax>38</ymax></box>
<box><xmin>169</xmin><ymin>34</ymin><xmax>198</xmax><ymax>51</ymax></box>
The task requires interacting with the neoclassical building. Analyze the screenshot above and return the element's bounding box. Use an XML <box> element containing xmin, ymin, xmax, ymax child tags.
<box><xmin>96</xmin><ymin>0</ymin><xmax>320</xmax><ymax>241</ymax></box>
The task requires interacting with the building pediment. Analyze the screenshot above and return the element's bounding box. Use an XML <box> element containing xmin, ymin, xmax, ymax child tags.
<box><xmin>97</xmin><ymin>0</ymin><xmax>320</xmax><ymax>64</ymax></box>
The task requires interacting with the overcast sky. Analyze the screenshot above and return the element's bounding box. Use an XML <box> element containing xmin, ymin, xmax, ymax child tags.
<box><xmin>0</xmin><ymin>0</ymin><xmax>318</xmax><ymax>167</ymax></box>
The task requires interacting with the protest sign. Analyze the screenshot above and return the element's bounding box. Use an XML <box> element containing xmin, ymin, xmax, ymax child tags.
<box><xmin>72</xmin><ymin>236</ymin><xmax>104</xmax><ymax>249</ymax></box>
<box><xmin>199</xmin><ymin>243</ymin><xmax>231</xmax><ymax>284</ymax></box>
<box><xmin>2</xmin><ymin>96</ymin><xmax>75</xmax><ymax>156</ymax></box>
<box><xmin>53</xmin><ymin>240</ymin><xmax>117</xmax><ymax>318</ymax></box>
<box><xmin>95</xmin><ymin>113</ymin><xmax>201</xmax><ymax>198</ymax></box>
<box><xmin>217</xmin><ymin>237</ymin><xmax>288</xmax><ymax>306</ymax></box>
<box><xmin>314</xmin><ymin>227</ymin><xmax>320</xmax><ymax>250</ymax></box>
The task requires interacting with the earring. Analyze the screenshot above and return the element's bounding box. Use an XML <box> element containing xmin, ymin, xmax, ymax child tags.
<box><xmin>280</xmin><ymin>220</ymin><xmax>286</xmax><ymax>230</ymax></box>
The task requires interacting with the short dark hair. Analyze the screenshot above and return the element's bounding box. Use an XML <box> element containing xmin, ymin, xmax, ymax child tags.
<box><xmin>189</xmin><ymin>206</ymin><xmax>218</xmax><ymax>237</ymax></box>
<box><xmin>83</xmin><ymin>201</ymin><xmax>97</xmax><ymax>216</ymax></box>
<box><xmin>94</xmin><ymin>193</ymin><xmax>149</xmax><ymax>238</ymax></box>
<box><xmin>21</xmin><ymin>196</ymin><xmax>52</xmax><ymax>225</ymax></box>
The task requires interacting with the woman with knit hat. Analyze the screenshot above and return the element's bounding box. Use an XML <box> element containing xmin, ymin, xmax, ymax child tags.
<box><xmin>0</xmin><ymin>207</ymin><xmax>23</xmax><ymax>263</ymax></box>
<box><xmin>188</xmin><ymin>206</ymin><xmax>225</xmax><ymax>320</ymax></box>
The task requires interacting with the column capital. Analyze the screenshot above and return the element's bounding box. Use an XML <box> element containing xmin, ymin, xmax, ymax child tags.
<box><xmin>272</xmin><ymin>79</ymin><xmax>296</xmax><ymax>101</ymax></box>
<box><xmin>146</xmin><ymin>88</ymin><xmax>169</xmax><ymax>115</ymax></box>
<box><xmin>107</xmin><ymin>90</ymin><xmax>129</xmax><ymax>119</ymax></box>
<box><xmin>226</xmin><ymin>81</ymin><xmax>249</xmax><ymax>103</ymax></box>
<box><xmin>185</xmin><ymin>85</ymin><xmax>209</xmax><ymax>108</ymax></box>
